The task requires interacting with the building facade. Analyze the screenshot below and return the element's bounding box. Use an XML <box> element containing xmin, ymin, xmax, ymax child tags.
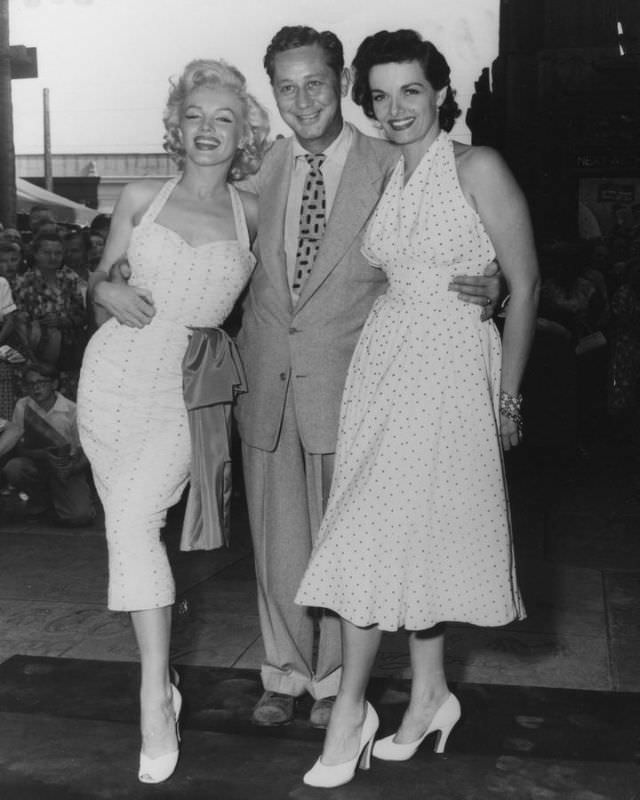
<box><xmin>16</xmin><ymin>152</ymin><xmax>177</xmax><ymax>214</ymax></box>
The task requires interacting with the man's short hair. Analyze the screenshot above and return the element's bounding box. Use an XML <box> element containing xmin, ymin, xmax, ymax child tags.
<box><xmin>263</xmin><ymin>25</ymin><xmax>344</xmax><ymax>83</ymax></box>
<box><xmin>29</xmin><ymin>203</ymin><xmax>53</xmax><ymax>217</ymax></box>
<box><xmin>22</xmin><ymin>362</ymin><xmax>59</xmax><ymax>382</ymax></box>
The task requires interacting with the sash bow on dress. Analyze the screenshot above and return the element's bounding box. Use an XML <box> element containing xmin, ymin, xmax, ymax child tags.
<box><xmin>180</xmin><ymin>328</ymin><xmax>247</xmax><ymax>551</ymax></box>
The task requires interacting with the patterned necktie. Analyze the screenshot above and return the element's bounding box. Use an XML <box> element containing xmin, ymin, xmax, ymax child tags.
<box><xmin>292</xmin><ymin>153</ymin><xmax>326</xmax><ymax>294</ymax></box>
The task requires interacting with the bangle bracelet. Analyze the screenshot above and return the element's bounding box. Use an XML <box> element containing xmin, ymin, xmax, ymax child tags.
<box><xmin>499</xmin><ymin>390</ymin><xmax>523</xmax><ymax>432</ymax></box>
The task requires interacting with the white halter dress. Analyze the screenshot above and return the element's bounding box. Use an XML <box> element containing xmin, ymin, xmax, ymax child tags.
<box><xmin>78</xmin><ymin>178</ymin><xmax>254</xmax><ymax>611</ymax></box>
<box><xmin>296</xmin><ymin>132</ymin><xmax>525</xmax><ymax>631</ymax></box>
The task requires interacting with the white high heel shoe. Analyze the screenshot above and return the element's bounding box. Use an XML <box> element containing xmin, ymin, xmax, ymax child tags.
<box><xmin>303</xmin><ymin>701</ymin><xmax>379</xmax><ymax>788</ymax></box>
<box><xmin>373</xmin><ymin>692</ymin><xmax>461</xmax><ymax>761</ymax></box>
<box><xmin>138</xmin><ymin>684</ymin><xmax>182</xmax><ymax>784</ymax></box>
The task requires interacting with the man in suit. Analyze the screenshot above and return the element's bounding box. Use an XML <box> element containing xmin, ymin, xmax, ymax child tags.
<box><xmin>236</xmin><ymin>26</ymin><xmax>500</xmax><ymax>728</ymax></box>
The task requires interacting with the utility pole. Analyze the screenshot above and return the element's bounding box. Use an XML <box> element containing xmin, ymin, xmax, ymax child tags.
<box><xmin>43</xmin><ymin>88</ymin><xmax>52</xmax><ymax>192</ymax></box>
<box><xmin>0</xmin><ymin>0</ymin><xmax>15</xmax><ymax>225</ymax></box>
<box><xmin>0</xmin><ymin>0</ymin><xmax>37</xmax><ymax>226</ymax></box>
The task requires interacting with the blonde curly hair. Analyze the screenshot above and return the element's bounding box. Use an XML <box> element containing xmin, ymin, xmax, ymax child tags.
<box><xmin>163</xmin><ymin>59</ymin><xmax>270</xmax><ymax>180</ymax></box>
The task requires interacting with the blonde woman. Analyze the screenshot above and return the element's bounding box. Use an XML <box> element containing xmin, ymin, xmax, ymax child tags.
<box><xmin>78</xmin><ymin>59</ymin><xmax>268</xmax><ymax>783</ymax></box>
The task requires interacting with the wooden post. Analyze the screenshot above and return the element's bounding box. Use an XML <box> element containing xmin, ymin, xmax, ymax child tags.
<box><xmin>43</xmin><ymin>88</ymin><xmax>52</xmax><ymax>192</ymax></box>
<box><xmin>0</xmin><ymin>0</ymin><xmax>16</xmax><ymax>225</ymax></box>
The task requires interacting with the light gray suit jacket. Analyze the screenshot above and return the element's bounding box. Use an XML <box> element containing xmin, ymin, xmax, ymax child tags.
<box><xmin>235</xmin><ymin>127</ymin><xmax>398</xmax><ymax>454</ymax></box>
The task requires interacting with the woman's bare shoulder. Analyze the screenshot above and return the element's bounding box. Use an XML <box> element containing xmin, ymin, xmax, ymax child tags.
<box><xmin>121</xmin><ymin>179</ymin><xmax>167</xmax><ymax>207</ymax></box>
<box><xmin>453</xmin><ymin>142</ymin><xmax>508</xmax><ymax>182</ymax></box>
<box><xmin>116</xmin><ymin>179</ymin><xmax>170</xmax><ymax>225</ymax></box>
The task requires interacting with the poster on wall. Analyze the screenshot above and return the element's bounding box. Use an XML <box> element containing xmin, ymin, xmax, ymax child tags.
<box><xmin>579</xmin><ymin>177</ymin><xmax>640</xmax><ymax>240</ymax></box>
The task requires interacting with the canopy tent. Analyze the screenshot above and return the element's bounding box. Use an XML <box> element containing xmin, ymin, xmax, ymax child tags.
<box><xmin>15</xmin><ymin>177</ymin><xmax>98</xmax><ymax>226</ymax></box>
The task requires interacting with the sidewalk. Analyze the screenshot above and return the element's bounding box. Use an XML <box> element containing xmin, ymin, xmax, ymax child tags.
<box><xmin>1</xmin><ymin>439</ymin><xmax>639</xmax><ymax>690</ymax></box>
<box><xmin>1</xmin><ymin>438</ymin><xmax>639</xmax><ymax>797</ymax></box>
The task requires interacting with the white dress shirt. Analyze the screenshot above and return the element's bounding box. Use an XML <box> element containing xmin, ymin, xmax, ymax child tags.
<box><xmin>12</xmin><ymin>392</ymin><xmax>81</xmax><ymax>453</ymax></box>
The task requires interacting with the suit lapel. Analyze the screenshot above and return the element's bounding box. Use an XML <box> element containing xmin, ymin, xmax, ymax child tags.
<box><xmin>295</xmin><ymin>132</ymin><xmax>386</xmax><ymax>311</ymax></box>
<box><xmin>258</xmin><ymin>142</ymin><xmax>294</xmax><ymax>307</ymax></box>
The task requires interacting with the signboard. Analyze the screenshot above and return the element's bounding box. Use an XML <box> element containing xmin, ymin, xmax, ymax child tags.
<box><xmin>9</xmin><ymin>46</ymin><xmax>37</xmax><ymax>80</ymax></box>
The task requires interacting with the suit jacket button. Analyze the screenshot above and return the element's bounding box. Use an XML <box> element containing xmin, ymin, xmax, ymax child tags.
<box><xmin>279</xmin><ymin>372</ymin><xmax>287</xmax><ymax>380</ymax></box>
<box><xmin>288</xmin><ymin>327</ymin><xmax>299</xmax><ymax>334</ymax></box>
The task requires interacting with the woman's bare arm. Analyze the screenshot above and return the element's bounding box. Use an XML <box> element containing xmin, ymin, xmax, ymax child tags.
<box><xmin>90</xmin><ymin>181</ymin><xmax>158</xmax><ymax>328</ymax></box>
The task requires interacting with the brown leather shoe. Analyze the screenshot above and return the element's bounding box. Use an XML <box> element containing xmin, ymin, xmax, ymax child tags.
<box><xmin>251</xmin><ymin>691</ymin><xmax>295</xmax><ymax>726</ymax></box>
<box><xmin>309</xmin><ymin>695</ymin><xmax>336</xmax><ymax>729</ymax></box>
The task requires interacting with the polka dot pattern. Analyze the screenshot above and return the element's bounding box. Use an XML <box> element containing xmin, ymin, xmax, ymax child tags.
<box><xmin>77</xmin><ymin>178</ymin><xmax>255</xmax><ymax>612</ymax></box>
<box><xmin>296</xmin><ymin>132</ymin><xmax>525</xmax><ymax>632</ymax></box>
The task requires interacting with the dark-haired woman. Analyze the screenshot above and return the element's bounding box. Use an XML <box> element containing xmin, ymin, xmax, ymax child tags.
<box><xmin>296</xmin><ymin>30</ymin><xmax>539</xmax><ymax>788</ymax></box>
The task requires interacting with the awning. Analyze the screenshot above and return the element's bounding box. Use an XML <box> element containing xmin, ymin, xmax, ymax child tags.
<box><xmin>15</xmin><ymin>177</ymin><xmax>98</xmax><ymax>226</ymax></box>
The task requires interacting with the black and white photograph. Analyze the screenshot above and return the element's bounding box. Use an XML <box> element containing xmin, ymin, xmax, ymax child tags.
<box><xmin>0</xmin><ymin>1</ymin><xmax>639</xmax><ymax>797</ymax></box>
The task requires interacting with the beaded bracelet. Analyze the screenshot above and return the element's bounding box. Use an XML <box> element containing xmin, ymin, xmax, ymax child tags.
<box><xmin>499</xmin><ymin>390</ymin><xmax>523</xmax><ymax>433</ymax></box>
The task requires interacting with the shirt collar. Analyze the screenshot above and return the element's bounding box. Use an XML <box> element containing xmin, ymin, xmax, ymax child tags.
<box><xmin>291</xmin><ymin>122</ymin><xmax>352</xmax><ymax>164</ymax></box>
<box><xmin>28</xmin><ymin>392</ymin><xmax>70</xmax><ymax>414</ymax></box>
<box><xmin>52</xmin><ymin>392</ymin><xmax>74</xmax><ymax>413</ymax></box>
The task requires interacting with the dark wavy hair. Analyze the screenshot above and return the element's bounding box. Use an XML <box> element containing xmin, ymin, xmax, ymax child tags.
<box><xmin>22</xmin><ymin>362</ymin><xmax>59</xmax><ymax>382</ymax></box>
<box><xmin>351</xmin><ymin>29</ymin><xmax>461</xmax><ymax>132</ymax></box>
<box><xmin>31</xmin><ymin>230</ymin><xmax>63</xmax><ymax>253</ymax></box>
<box><xmin>263</xmin><ymin>25</ymin><xmax>344</xmax><ymax>83</ymax></box>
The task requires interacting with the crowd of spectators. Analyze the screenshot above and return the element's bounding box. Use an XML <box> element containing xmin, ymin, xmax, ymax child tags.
<box><xmin>3</xmin><ymin>198</ymin><xmax>640</xmax><ymax>522</ymax></box>
<box><xmin>0</xmin><ymin>362</ymin><xmax>95</xmax><ymax>526</ymax></box>
<box><xmin>523</xmin><ymin>215</ymin><xmax>640</xmax><ymax>473</ymax></box>
<box><xmin>0</xmin><ymin>204</ymin><xmax>109</xmax><ymax>523</ymax></box>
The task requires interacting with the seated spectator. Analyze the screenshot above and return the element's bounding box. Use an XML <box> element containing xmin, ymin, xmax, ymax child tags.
<box><xmin>87</xmin><ymin>231</ymin><xmax>105</xmax><ymax>272</ymax></box>
<box><xmin>0</xmin><ymin>275</ymin><xmax>19</xmax><ymax>418</ymax></box>
<box><xmin>63</xmin><ymin>230</ymin><xmax>91</xmax><ymax>304</ymax></box>
<box><xmin>32</xmin><ymin>218</ymin><xmax>59</xmax><ymax>238</ymax></box>
<box><xmin>28</xmin><ymin>204</ymin><xmax>60</xmax><ymax>241</ymax></box>
<box><xmin>0</xmin><ymin>241</ymin><xmax>23</xmax><ymax>287</ymax></box>
<box><xmin>28</xmin><ymin>204</ymin><xmax>55</xmax><ymax>235</ymax></box>
<box><xmin>0</xmin><ymin>415</ymin><xmax>21</xmax><ymax>456</ymax></box>
<box><xmin>13</xmin><ymin>231</ymin><xmax>88</xmax><ymax>381</ymax></box>
<box><xmin>539</xmin><ymin>241</ymin><xmax>606</xmax><ymax>342</ymax></box>
<box><xmin>539</xmin><ymin>241</ymin><xmax>609</xmax><ymax>443</ymax></box>
<box><xmin>89</xmin><ymin>213</ymin><xmax>111</xmax><ymax>244</ymax></box>
<box><xmin>0</xmin><ymin>249</ymin><xmax>33</xmax><ymax>363</ymax></box>
<box><xmin>1</xmin><ymin>232</ymin><xmax>27</xmax><ymax>278</ymax></box>
<box><xmin>1</xmin><ymin>364</ymin><xmax>95</xmax><ymax>525</ymax></box>
<box><xmin>2</xmin><ymin>227</ymin><xmax>23</xmax><ymax>247</ymax></box>
<box><xmin>0</xmin><ymin>416</ymin><xmax>21</xmax><ymax>489</ymax></box>
<box><xmin>0</xmin><ymin>417</ymin><xmax>22</xmax><ymax>522</ymax></box>
<box><xmin>19</xmin><ymin>205</ymin><xmax>57</xmax><ymax>265</ymax></box>
<box><xmin>0</xmin><ymin>273</ymin><xmax>16</xmax><ymax>345</ymax></box>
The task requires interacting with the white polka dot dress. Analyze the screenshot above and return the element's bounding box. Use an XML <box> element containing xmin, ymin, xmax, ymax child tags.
<box><xmin>77</xmin><ymin>178</ymin><xmax>254</xmax><ymax>612</ymax></box>
<box><xmin>296</xmin><ymin>132</ymin><xmax>525</xmax><ymax>631</ymax></box>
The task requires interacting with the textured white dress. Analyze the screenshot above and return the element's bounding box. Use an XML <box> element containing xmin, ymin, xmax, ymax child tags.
<box><xmin>296</xmin><ymin>132</ymin><xmax>525</xmax><ymax>631</ymax></box>
<box><xmin>78</xmin><ymin>178</ymin><xmax>254</xmax><ymax>611</ymax></box>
